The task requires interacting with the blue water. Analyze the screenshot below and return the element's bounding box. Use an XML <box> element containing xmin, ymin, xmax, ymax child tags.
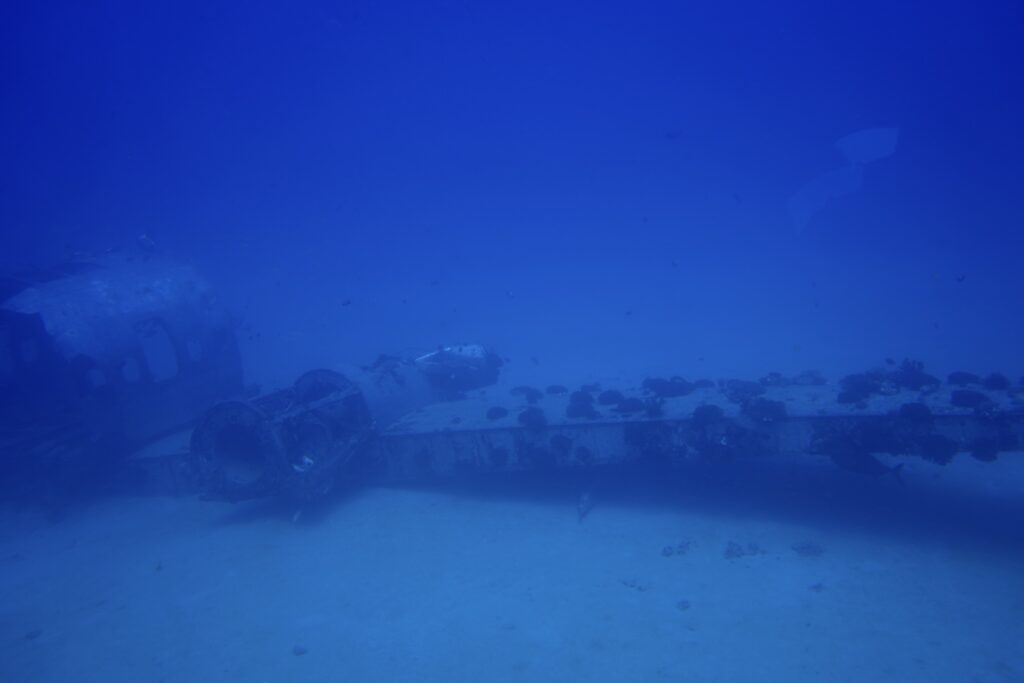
<box><xmin>2</xmin><ymin>2</ymin><xmax>1023</xmax><ymax>681</ymax></box>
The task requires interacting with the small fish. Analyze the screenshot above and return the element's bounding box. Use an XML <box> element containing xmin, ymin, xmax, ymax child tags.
<box><xmin>577</xmin><ymin>492</ymin><xmax>594</xmax><ymax>523</ymax></box>
<box><xmin>830</xmin><ymin>449</ymin><xmax>905</xmax><ymax>484</ymax></box>
<box><xmin>137</xmin><ymin>233</ymin><xmax>157</xmax><ymax>252</ymax></box>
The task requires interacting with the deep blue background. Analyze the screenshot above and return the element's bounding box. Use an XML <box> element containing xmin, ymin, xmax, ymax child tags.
<box><xmin>3</xmin><ymin>0</ymin><xmax>1022</xmax><ymax>387</ymax></box>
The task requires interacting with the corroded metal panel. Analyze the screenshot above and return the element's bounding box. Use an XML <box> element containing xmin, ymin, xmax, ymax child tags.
<box><xmin>134</xmin><ymin>377</ymin><xmax>1024</xmax><ymax>498</ymax></box>
<box><xmin>376</xmin><ymin>383</ymin><xmax>1024</xmax><ymax>481</ymax></box>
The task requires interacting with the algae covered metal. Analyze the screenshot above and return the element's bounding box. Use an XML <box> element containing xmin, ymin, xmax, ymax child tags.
<box><xmin>182</xmin><ymin>362</ymin><xmax>1024</xmax><ymax>501</ymax></box>
<box><xmin>376</xmin><ymin>378</ymin><xmax>1024</xmax><ymax>482</ymax></box>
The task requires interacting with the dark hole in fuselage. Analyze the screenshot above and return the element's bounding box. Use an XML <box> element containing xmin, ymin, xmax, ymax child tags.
<box><xmin>213</xmin><ymin>424</ymin><xmax>266</xmax><ymax>486</ymax></box>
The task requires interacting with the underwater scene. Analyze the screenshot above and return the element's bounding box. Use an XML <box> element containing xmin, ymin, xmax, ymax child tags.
<box><xmin>2</xmin><ymin>2</ymin><xmax>1023</xmax><ymax>681</ymax></box>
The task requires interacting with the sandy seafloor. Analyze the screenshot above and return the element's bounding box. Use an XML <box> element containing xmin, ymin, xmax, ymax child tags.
<box><xmin>2</xmin><ymin>457</ymin><xmax>1024</xmax><ymax>683</ymax></box>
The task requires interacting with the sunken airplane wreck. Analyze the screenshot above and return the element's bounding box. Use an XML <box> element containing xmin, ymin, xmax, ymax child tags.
<box><xmin>0</xmin><ymin>250</ymin><xmax>506</xmax><ymax>503</ymax></box>
<box><xmin>1</xmin><ymin>252</ymin><xmax>1022</xmax><ymax>503</ymax></box>
<box><xmin>177</xmin><ymin>357</ymin><xmax>1024</xmax><ymax>504</ymax></box>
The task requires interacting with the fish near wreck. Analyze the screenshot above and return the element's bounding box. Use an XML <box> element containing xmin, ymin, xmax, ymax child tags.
<box><xmin>817</xmin><ymin>436</ymin><xmax>905</xmax><ymax>484</ymax></box>
<box><xmin>577</xmin><ymin>492</ymin><xmax>594</xmax><ymax>522</ymax></box>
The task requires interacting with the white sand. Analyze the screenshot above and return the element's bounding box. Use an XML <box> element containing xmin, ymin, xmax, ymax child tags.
<box><xmin>1</xmin><ymin>478</ymin><xmax>1023</xmax><ymax>683</ymax></box>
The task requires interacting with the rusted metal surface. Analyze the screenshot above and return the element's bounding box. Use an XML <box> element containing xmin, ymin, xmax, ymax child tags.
<box><xmin>189</xmin><ymin>370</ymin><xmax>373</xmax><ymax>502</ymax></box>
<box><xmin>126</xmin><ymin>370</ymin><xmax>1024</xmax><ymax>500</ymax></box>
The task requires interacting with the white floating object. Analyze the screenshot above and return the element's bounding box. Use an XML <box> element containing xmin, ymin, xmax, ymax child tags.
<box><xmin>789</xmin><ymin>127</ymin><xmax>900</xmax><ymax>230</ymax></box>
<box><xmin>836</xmin><ymin>127</ymin><xmax>900</xmax><ymax>165</ymax></box>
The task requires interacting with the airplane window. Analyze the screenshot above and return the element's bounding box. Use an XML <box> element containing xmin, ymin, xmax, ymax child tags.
<box><xmin>187</xmin><ymin>338</ymin><xmax>203</xmax><ymax>363</ymax></box>
<box><xmin>137</xmin><ymin>319</ymin><xmax>179</xmax><ymax>382</ymax></box>
<box><xmin>87</xmin><ymin>367</ymin><xmax>107</xmax><ymax>388</ymax></box>
<box><xmin>0</xmin><ymin>330</ymin><xmax>12</xmax><ymax>377</ymax></box>
<box><xmin>19</xmin><ymin>338</ymin><xmax>39</xmax><ymax>364</ymax></box>
<box><xmin>121</xmin><ymin>357</ymin><xmax>141</xmax><ymax>383</ymax></box>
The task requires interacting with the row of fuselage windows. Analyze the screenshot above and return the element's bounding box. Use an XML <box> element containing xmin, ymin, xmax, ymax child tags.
<box><xmin>1</xmin><ymin>323</ymin><xmax>207</xmax><ymax>390</ymax></box>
